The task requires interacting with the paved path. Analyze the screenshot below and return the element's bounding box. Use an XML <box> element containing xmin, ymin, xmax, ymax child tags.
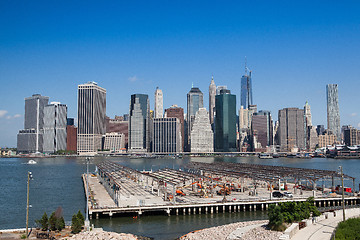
<box><xmin>292</xmin><ymin>208</ymin><xmax>360</xmax><ymax>240</ymax></box>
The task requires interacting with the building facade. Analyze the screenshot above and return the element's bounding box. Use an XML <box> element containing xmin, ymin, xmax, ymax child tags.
<box><xmin>17</xmin><ymin>94</ymin><xmax>49</xmax><ymax>153</ymax></box>
<box><xmin>152</xmin><ymin>118</ymin><xmax>182</xmax><ymax>153</ymax></box>
<box><xmin>190</xmin><ymin>108</ymin><xmax>214</xmax><ymax>153</ymax></box>
<box><xmin>129</xmin><ymin>94</ymin><xmax>150</xmax><ymax>152</ymax></box>
<box><xmin>186</xmin><ymin>87</ymin><xmax>203</xmax><ymax>151</ymax></box>
<box><xmin>327</xmin><ymin>84</ymin><xmax>340</xmax><ymax>141</ymax></box>
<box><xmin>164</xmin><ymin>105</ymin><xmax>185</xmax><ymax>152</ymax></box>
<box><xmin>209</xmin><ymin>76</ymin><xmax>216</xmax><ymax>125</ymax></box>
<box><xmin>214</xmin><ymin>89</ymin><xmax>237</xmax><ymax>152</ymax></box>
<box><xmin>344</xmin><ymin>126</ymin><xmax>360</xmax><ymax>146</ymax></box>
<box><xmin>102</xmin><ymin>133</ymin><xmax>125</xmax><ymax>153</ymax></box>
<box><xmin>43</xmin><ymin>102</ymin><xmax>67</xmax><ymax>153</ymax></box>
<box><xmin>318</xmin><ymin>133</ymin><xmax>336</xmax><ymax>148</ymax></box>
<box><xmin>278</xmin><ymin>108</ymin><xmax>305</xmax><ymax>151</ymax></box>
<box><xmin>251</xmin><ymin>110</ymin><xmax>273</xmax><ymax>150</ymax></box>
<box><xmin>77</xmin><ymin>82</ymin><xmax>106</xmax><ymax>155</ymax></box>
<box><xmin>241</xmin><ymin>73</ymin><xmax>252</xmax><ymax>109</ymax></box>
<box><xmin>66</xmin><ymin>118</ymin><xmax>77</xmax><ymax>152</ymax></box>
<box><xmin>105</xmin><ymin>116</ymin><xmax>129</xmax><ymax>149</ymax></box>
<box><xmin>154</xmin><ymin>87</ymin><xmax>163</xmax><ymax>118</ymax></box>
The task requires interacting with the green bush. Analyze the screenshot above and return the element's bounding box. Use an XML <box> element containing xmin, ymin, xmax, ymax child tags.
<box><xmin>55</xmin><ymin>216</ymin><xmax>65</xmax><ymax>231</ymax></box>
<box><xmin>335</xmin><ymin>217</ymin><xmax>360</xmax><ymax>240</ymax></box>
<box><xmin>268</xmin><ymin>197</ymin><xmax>321</xmax><ymax>231</ymax></box>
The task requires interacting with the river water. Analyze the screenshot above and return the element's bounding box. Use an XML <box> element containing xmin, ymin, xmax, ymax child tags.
<box><xmin>0</xmin><ymin>156</ymin><xmax>359</xmax><ymax>239</ymax></box>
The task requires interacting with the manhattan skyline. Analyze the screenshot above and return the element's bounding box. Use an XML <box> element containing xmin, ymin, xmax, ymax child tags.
<box><xmin>1</xmin><ymin>1</ymin><xmax>360</xmax><ymax>147</ymax></box>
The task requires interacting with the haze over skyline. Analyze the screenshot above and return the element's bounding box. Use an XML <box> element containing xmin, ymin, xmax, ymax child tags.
<box><xmin>1</xmin><ymin>1</ymin><xmax>360</xmax><ymax>147</ymax></box>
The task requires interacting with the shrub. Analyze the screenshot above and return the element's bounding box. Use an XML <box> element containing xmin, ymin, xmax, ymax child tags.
<box><xmin>55</xmin><ymin>216</ymin><xmax>65</xmax><ymax>231</ymax></box>
<box><xmin>76</xmin><ymin>210</ymin><xmax>85</xmax><ymax>225</ymax></box>
<box><xmin>71</xmin><ymin>212</ymin><xmax>84</xmax><ymax>234</ymax></box>
<box><xmin>335</xmin><ymin>217</ymin><xmax>360</xmax><ymax>240</ymax></box>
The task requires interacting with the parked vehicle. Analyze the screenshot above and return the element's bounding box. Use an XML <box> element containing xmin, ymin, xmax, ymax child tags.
<box><xmin>283</xmin><ymin>191</ymin><xmax>293</xmax><ymax>198</ymax></box>
<box><xmin>272</xmin><ymin>191</ymin><xmax>284</xmax><ymax>198</ymax></box>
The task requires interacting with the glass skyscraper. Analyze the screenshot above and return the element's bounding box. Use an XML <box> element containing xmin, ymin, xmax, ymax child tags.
<box><xmin>215</xmin><ymin>89</ymin><xmax>237</xmax><ymax>152</ymax></box>
<box><xmin>186</xmin><ymin>87</ymin><xmax>203</xmax><ymax>151</ymax></box>
<box><xmin>129</xmin><ymin>94</ymin><xmax>150</xmax><ymax>152</ymax></box>
<box><xmin>327</xmin><ymin>84</ymin><xmax>340</xmax><ymax>141</ymax></box>
<box><xmin>241</xmin><ymin>74</ymin><xmax>252</xmax><ymax>108</ymax></box>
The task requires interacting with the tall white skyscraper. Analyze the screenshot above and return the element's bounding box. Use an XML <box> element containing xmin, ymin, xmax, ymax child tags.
<box><xmin>208</xmin><ymin>76</ymin><xmax>216</xmax><ymax>125</ymax></box>
<box><xmin>191</xmin><ymin>108</ymin><xmax>214</xmax><ymax>153</ymax></box>
<box><xmin>304</xmin><ymin>101</ymin><xmax>312</xmax><ymax>127</ymax></box>
<box><xmin>43</xmin><ymin>102</ymin><xmax>67</xmax><ymax>153</ymax></box>
<box><xmin>154</xmin><ymin>87</ymin><xmax>163</xmax><ymax>118</ymax></box>
<box><xmin>77</xmin><ymin>82</ymin><xmax>106</xmax><ymax>155</ymax></box>
<box><xmin>327</xmin><ymin>84</ymin><xmax>340</xmax><ymax>141</ymax></box>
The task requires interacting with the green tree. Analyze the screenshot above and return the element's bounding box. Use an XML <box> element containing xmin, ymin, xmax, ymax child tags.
<box><xmin>76</xmin><ymin>210</ymin><xmax>85</xmax><ymax>225</ymax></box>
<box><xmin>48</xmin><ymin>212</ymin><xmax>57</xmax><ymax>231</ymax></box>
<box><xmin>71</xmin><ymin>214</ymin><xmax>82</xmax><ymax>234</ymax></box>
<box><xmin>268</xmin><ymin>204</ymin><xmax>286</xmax><ymax>231</ymax></box>
<box><xmin>36</xmin><ymin>212</ymin><xmax>48</xmax><ymax>231</ymax></box>
<box><xmin>55</xmin><ymin>216</ymin><xmax>65</xmax><ymax>231</ymax></box>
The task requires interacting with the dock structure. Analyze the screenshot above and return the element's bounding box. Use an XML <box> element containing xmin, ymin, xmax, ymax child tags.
<box><xmin>83</xmin><ymin>161</ymin><xmax>359</xmax><ymax>219</ymax></box>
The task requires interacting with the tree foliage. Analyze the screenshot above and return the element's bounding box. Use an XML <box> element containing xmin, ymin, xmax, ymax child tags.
<box><xmin>49</xmin><ymin>212</ymin><xmax>57</xmax><ymax>231</ymax></box>
<box><xmin>71</xmin><ymin>210</ymin><xmax>85</xmax><ymax>234</ymax></box>
<box><xmin>36</xmin><ymin>212</ymin><xmax>48</xmax><ymax>231</ymax></box>
<box><xmin>268</xmin><ymin>197</ymin><xmax>321</xmax><ymax>231</ymax></box>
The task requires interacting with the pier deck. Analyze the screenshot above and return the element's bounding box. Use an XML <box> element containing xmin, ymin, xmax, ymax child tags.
<box><xmin>83</xmin><ymin>161</ymin><xmax>359</xmax><ymax>218</ymax></box>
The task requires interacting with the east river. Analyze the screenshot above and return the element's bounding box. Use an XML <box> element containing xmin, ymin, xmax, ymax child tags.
<box><xmin>0</xmin><ymin>156</ymin><xmax>359</xmax><ymax>239</ymax></box>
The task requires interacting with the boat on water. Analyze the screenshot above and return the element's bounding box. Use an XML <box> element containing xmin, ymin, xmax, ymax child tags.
<box><xmin>27</xmin><ymin>159</ymin><xmax>37</xmax><ymax>164</ymax></box>
<box><xmin>258</xmin><ymin>153</ymin><xmax>273</xmax><ymax>159</ymax></box>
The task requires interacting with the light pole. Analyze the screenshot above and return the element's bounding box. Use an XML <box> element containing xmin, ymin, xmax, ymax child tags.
<box><xmin>339</xmin><ymin>166</ymin><xmax>345</xmax><ymax>221</ymax></box>
<box><xmin>85</xmin><ymin>157</ymin><xmax>90</xmax><ymax>230</ymax></box>
<box><xmin>26</xmin><ymin>171</ymin><xmax>33</xmax><ymax>239</ymax></box>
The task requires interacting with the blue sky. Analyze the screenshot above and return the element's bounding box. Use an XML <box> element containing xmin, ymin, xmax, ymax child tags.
<box><xmin>1</xmin><ymin>1</ymin><xmax>360</xmax><ymax>147</ymax></box>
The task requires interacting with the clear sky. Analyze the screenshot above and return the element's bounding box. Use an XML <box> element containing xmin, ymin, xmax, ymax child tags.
<box><xmin>1</xmin><ymin>1</ymin><xmax>360</xmax><ymax>147</ymax></box>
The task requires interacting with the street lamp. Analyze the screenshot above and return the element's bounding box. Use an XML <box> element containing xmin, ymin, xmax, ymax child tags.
<box><xmin>85</xmin><ymin>157</ymin><xmax>90</xmax><ymax>230</ymax></box>
<box><xmin>339</xmin><ymin>166</ymin><xmax>345</xmax><ymax>221</ymax></box>
<box><xmin>26</xmin><ymin>171</ymin><xmax>33</xmax><ymax>239</ymax></box>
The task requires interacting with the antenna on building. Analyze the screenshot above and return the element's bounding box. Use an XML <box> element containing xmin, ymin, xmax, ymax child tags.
<box><xmin>245</xmin><ymin>56</ymin><xmax>248</xmax><ymax>75</ymax></box>
<box><xmin>192</xmin><ymin>82</ymin><xmax>194</xmax><ymax>88</ymax></box>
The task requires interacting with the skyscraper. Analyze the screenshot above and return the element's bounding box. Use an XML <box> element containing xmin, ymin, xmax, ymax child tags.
<box><xmin>152</xmin><ymin>117</ymin><xmax>182</xmax><ymax>153</ymax></box>
<box><xmin>209</xmin><ymin>76</ymin><xmax>216</xmax><ymax>125</ymax></box>
<box><xmin>304</xmin><ymin>101</ymin><xmax>312</xmax><ymax>127</ymax></box>
<box><xmin>252</xmin><ymin>110</ymin><xmax>273</xmax><ymax>149</ymax></box>
<box><xmin>17</xmin><ymin>94</ymin><xmax>49</xmax><ymax>153</ymax></box>
<box><xmin>186</xmin><ymin>86</ymin><xmax>203</xmax><ymax>151</ymax></box>
<box><xmin>43</xmin><ymin>102</ymin><xmax>67</xmax><ymax>153</ymax></box>
<box><xmin>165</xmin><ymin>105</ymin><xmax>185</xmax><ymax>152</ymax></box>
<box><xmin>278</xmin><ymin>108</ymin><xmax>305</xmax><ymax>151</ymax></box>
<box><xmin>241</xmin><ymin>69</ymin><xmax>252</xmax><ymax>108</ymax></box>
<box><xmin>214</xmin><ymin>89</ymin><xmax>237</xmax><ymax>152</ymax></box>
<box><xmin>327</xmin><ymin>84</ymin><xmax>340</xmax><ymax>141</ymax></box>
<box><xmin>190</xmin><ymin>108</ymin><xmax>214</xmax><ymax>153</ymax></box>
<box><xmin>154</xmin><ymin>87</ymin><xmax>163</xmax><ymax>118</ymax></box>
<box><xmin>129</xmin><ymin>94</ymin><xmax>150</xmax><ymax>152</ymax></box>
<box><xmin>77</xmin><ymin>82</ymin><xmax>106</xmax><ymax>155</ymax></box>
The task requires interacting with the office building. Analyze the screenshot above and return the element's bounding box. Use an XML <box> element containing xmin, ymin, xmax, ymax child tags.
<box><xmin>152</xmin><ymin>118</ymin><xmax>182</xmax><ymax>153</ymax></box>
<box><xmin>317</xmin><ymin>125</ymin><xmax>325</xmax><ymax>136</ymax></box>
<box><xmin>17</xmin><ymin>94</ymin><xmax>49</xmax><ymax>153</ymax></box>
<box><xmin>209</xmin><ymin>76</ymin><xmax>216</xmax><ymax>125</ymax></box>
<box><xmin>129</xmin><ymin>94</ymin><xmax>150</xmax><ymax>152</ymax></box>
<box><xmin>66</xmin><ymin>118</ymin><xmax>77</xmax><ymax>152</ymax></box>
<box><xmin>318</xmin><ymin>132</ymin><xmax>336</xmax><ymax>148</ymax></box>
<box><xmin>327</xmin><ymin>84</ymin><xmax>340</xmax><ymax>141</ymax></box>
<box><xmin>278</xmin><ymin>108</ymin><xmax>305</xmax><ymax>151</ymax></box>
<box><xmin>102</xmin><ymin>133</ymin><xmax>125</xmax><ymax>153</ymax></box>
<box><xmin>154</xmin><ymin>87</ymin><xmax>163</xmax><ymax>118</ymax></box>
<box><xmin>304</xmin><ymin>101</ymin><xmax>312</xmax><ymax>127</ymax></box>
<box><xmin>105</xmin><ymin>116</ymin><xmax>129</xmax><ymax>149</ymax></box>
<box><xmin>190</xmin><ymin>108</ymin><xmax>214</xmax><ymax>153</ymax></box>
<box><xmin>77</xmin><ymin>82</ymin><xmax>106</xmax><ymax>155</ymax></box>
<box><xmin>241</xmin><ymin>70</ymin><xmax>253</xmax><ymax>109</ymax></box>
<box><xmin>239</xmin><ymin>106</ymin><xmax>249</xmax><ymax>130</ymax></box>
<box><xmin>165</xmin><ymin>105</ymin><xmax>185</xmax><ymax>151</ymax></box>
<box><xmin>43</xmin><ymin>102</ymin><xmax>67</xmax><ymax>153</ymax></box>
<box><xmin>186</xmin><ymin>86</ymin><xmax>203</xmax><ymax>151</ymax></box>
<box><xmin>216</xmin><ymin>86</ymin><xmax>227</xmax><ymax>95</ymax></box>
<box><xmin>344</xmin><ymin>126</ymin><xmax>360</xmax><ymax>146</ymax></box>
<box><xmin>214</xmin><ymin>89</ymin><xmax>237</xmax><ymax>152</ymax></box>
<box><xmin>252</xmin><ymin>111</ymin><xmax>273</xmax><ymax>150</ymax></box>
